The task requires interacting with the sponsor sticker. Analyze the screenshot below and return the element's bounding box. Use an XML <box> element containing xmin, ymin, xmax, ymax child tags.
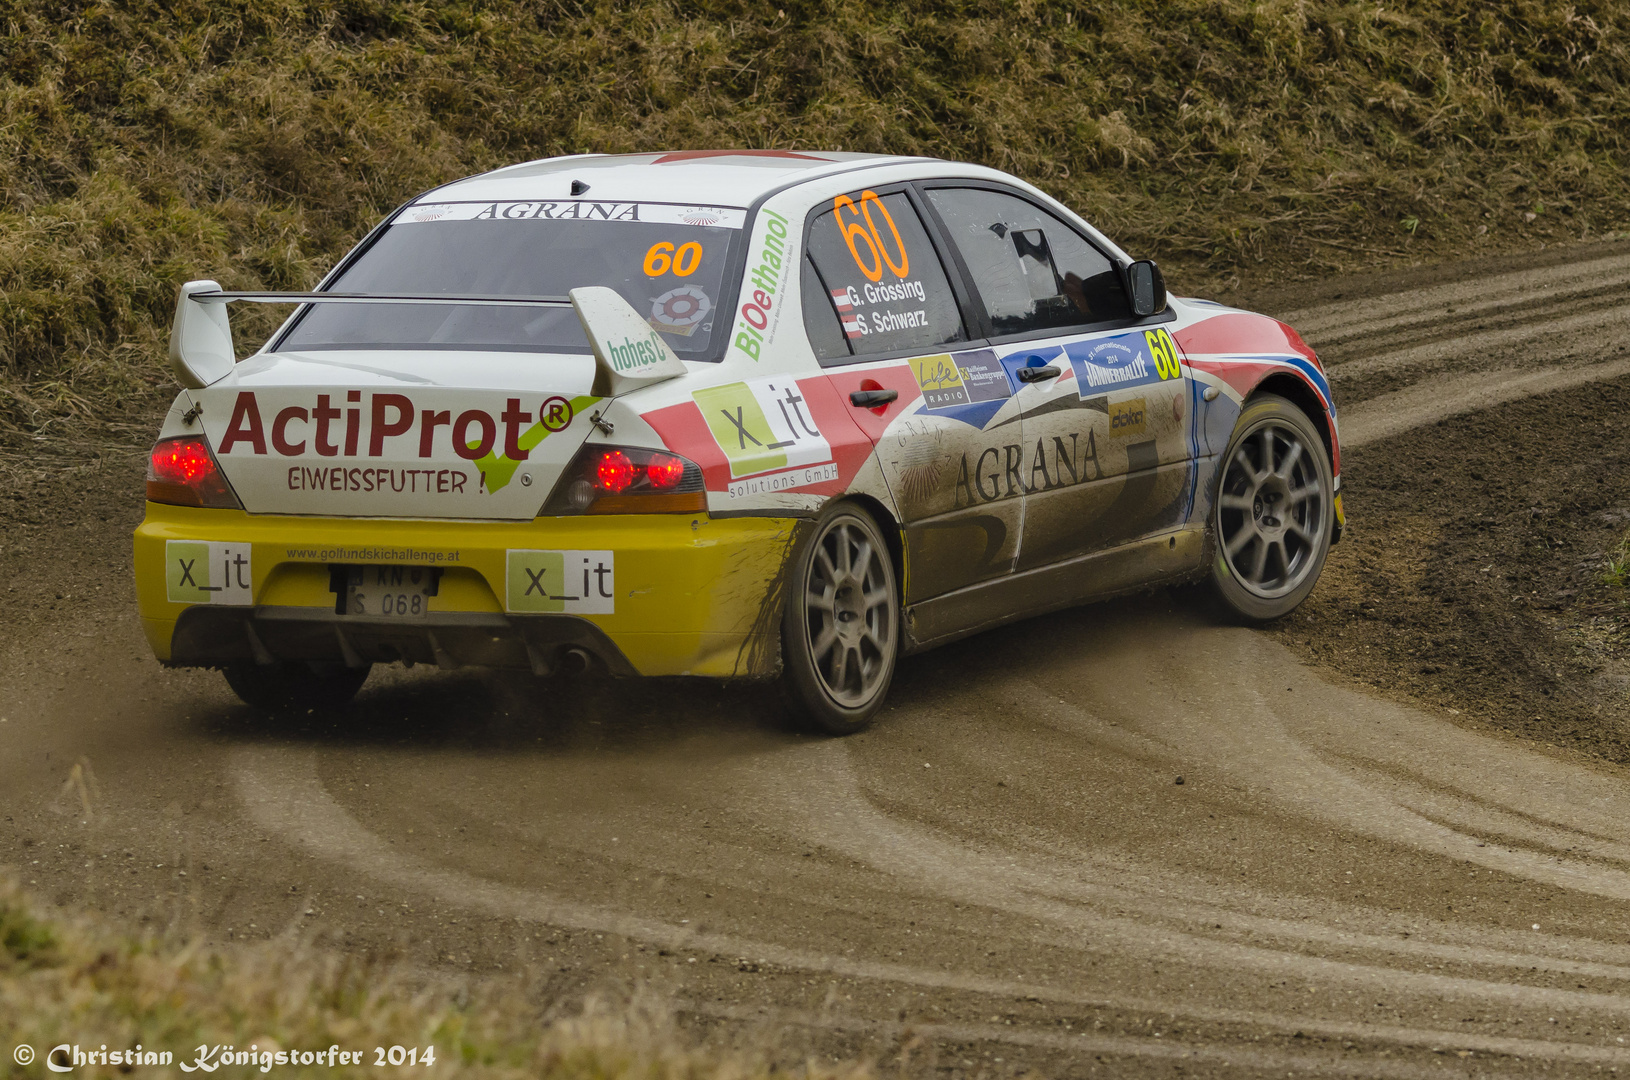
<box><xmin>649</xmin><ymin>286</ymin><xmax>711</xmax><ymax>337</ymax></box>
<box><xmin>1109</xmin><ymin>398</ymin><xmax>1148</xmax><ymax>438</ymax></box>
<box><xmin>165</xmin><ymin>540</ymin><xmax>253</xmax><ymax>605</ymax></box>
<box><xmin>693</xmin><ymin>377</ymin><xmax>832</xmax><ymax>479</ymax></box>
<box><xmin>732</xmin><ymin>209</ymin><xmax>792</xmax><ymax>361</ymax></box>
<box><xmin>1070</xmin><ymin>338</ymin><xmax>1154</xmax><ymax>392</ymax></box>
<box><xmin>505</xmin><ymin>550</ymin><xmax>615</xmax><ymax>615</ymax></box>
<box><xmin>910</xmin><ymin>349</ymin><xmax>1012</xmax><ymax>413</ymax></box>
<box><xmin>217</xmin><ymin>389</ymin><xmax>600</xmax><ymax>498</ymax></box>
<box><xmin>910</xmin><ymin>354</ymin><xmax>970</xmax><ymax>410</ymax></box>
<box><xmin>602</xmin><ymin>330</ymin><xmax>670</xmax><ymax>373</ymax></box>
<box><xmin>728</xmin><ymin>462</ymin><xmax>840</xmax><ymax>499</ymax></box>
<box><xmin>1067</xmin><ymin>331</ymin><xmax>1181</xmax><ymax>396</ymax></box>
<box><xmin>399</xmin><ymin>202</ymin><xmax>746</xmax><ymax>228</ymax></box>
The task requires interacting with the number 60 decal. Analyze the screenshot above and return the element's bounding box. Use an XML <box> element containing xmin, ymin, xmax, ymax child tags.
<box><xmin>644</xmin><ymin>241</ymin><xmax>703</xmax><ymax>277</ymax></box>
<box><xmin>834</xmin><ymin>190</ymin><xmax>909</xmax><ymax>283</ymax></box>
<box><xmin>1144</xmin><ymin>327</ymin><xmax>1183</xmax><ymax>380</ymax></box>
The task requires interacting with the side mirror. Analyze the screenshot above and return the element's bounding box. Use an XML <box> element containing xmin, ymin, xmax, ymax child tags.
<box><xmin>1126</xmin><ymin>260</ymin><xmax>1167</xmax><ymax>317</ymax></box>
<box><xmin>168</xmin><ymin>279</ymin><xmax>236</xmax><ymax>388</ymax></box>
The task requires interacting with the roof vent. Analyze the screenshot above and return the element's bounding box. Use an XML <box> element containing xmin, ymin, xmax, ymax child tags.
<box><xmin>570</xmin><ymin>179</ymin><xmax>590</xmax><ymax>196</ymax></box>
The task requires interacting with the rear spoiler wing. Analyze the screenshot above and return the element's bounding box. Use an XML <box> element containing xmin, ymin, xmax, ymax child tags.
<box><xmin>169</xmin><ymin>282</ymin><xmax>687</xmax><ymax>398</ymax></box>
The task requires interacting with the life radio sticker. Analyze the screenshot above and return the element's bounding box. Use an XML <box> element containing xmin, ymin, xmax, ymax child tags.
<box><xmin>505</xmin><ymin>550</ymin><xmax>615</xmax><ymax>615</ymax></box>
<box><xmin>165</xmin><ymin>540</ymin><xmax>253</xmax><ymax>605</ymax></box>
<box><xmin>1067</xmin><ymin>328</ymin><xmax>1183</xmax><ymax>397</ymax></box>
<box><xmin>910</xmin><ymin>354</ymin><xmax>970</xmax><ymax>409</ymax></box>
<box><xmin>906</xmin><ymin>348</ymin><xmax>1013</xmax><ymax>429</ymax></box>
<box><xmin>692</xmin><ymin>376</ymin><xmax>833</xmax><ymax>479</ymax></box>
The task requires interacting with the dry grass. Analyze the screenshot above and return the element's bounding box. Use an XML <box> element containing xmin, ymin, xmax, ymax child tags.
<box><xmin>0</xmin><ymin>878</ymin><xmax>870</xmax><ymax>1080</ymax></box>
<box><xmin>1607</xmin><ymin>530</ymin><xmax>1630</xmax><ymax>590</ymax></box>
<box><xmin>5</xmin><ymin>0</ymin><xmax>1630</xmax><ymax>432</ymax></box>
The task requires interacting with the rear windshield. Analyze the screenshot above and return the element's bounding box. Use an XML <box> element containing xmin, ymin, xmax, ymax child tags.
<box><xmin>276</xmin><ymin>201</ymin><xmax>743</xmax><ymax>357</ymax></box>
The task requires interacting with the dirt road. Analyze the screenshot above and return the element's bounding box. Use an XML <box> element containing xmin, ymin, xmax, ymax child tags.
<box><xmin>4</xmin><ymin>244</ymin><xmax>1630</xmax><ymax>1077</ymax></box>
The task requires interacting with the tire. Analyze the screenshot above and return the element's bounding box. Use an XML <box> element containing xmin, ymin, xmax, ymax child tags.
<box><xmin>222</xmin><ymin>660</ymin><xmax>371</xmax><ymax>712</ymax></box>
<box><xmin>1207</xmin><ymin>393</ymin><xmax>1334</xmax><ymax>622</ymax></box>
<box><xmin>781</xmin><ymin>502</ymin><xmax>900</xmax><ymax>735</ymax></box>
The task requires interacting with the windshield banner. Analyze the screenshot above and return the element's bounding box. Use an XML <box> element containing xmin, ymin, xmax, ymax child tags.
<box><xmin>399</xmin><ymin>201</ymin><xmax>747</xmax><ymax>229</ymax></box>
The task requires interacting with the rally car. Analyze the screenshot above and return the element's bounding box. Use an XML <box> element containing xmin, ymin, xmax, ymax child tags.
<box><xmin>136</xmin><ymin>150</ymin><xmax>1342</xmax><ymax>733</ymax></box>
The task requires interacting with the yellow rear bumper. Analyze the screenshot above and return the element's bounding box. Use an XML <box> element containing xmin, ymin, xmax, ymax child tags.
<box><xmin>133</xmin><ymin>505</ymin><xmax>799</xmax><ymax>677</ymax></box>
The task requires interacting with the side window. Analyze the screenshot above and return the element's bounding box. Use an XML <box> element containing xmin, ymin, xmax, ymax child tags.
<box><xmin>804</xmin><ymin>189</ymin><xmax>966</xmax><ymax>360</ymax></box>
<box><xmin>923</xmin><ymin>187</ymin><xmax>1130</xmax><ymax>337</ymax></box>
<box><xmin>800</xmin><ymin>254</ymin><xmax>852</xmax><ymax>362</ymax></box>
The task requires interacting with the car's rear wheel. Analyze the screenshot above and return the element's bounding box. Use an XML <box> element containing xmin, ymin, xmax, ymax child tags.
<box><xmin>1208</xmin><ymin>393</ymin><xmax>1334</xmax><ymax>622</ymax></box>
<box><xmin>782</xmin><ymin>502</ymin><xmax>899</xmax><ymax>735</ymax></box>
<box><xmin>222</xmin><ymin>660</ymin><xmax>371</xmax><ymax>712</ymax></box>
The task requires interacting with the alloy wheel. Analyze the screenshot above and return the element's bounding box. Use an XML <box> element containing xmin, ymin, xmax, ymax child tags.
<box><xmin>1216</xmin><ymin>421</ymin><xmax>1327</xmax><ymax>599</ymax></box>
<box><xmin>800</xmin><ymin>518</ymin><xmax>896</xmax><ymax>708</ymax></box>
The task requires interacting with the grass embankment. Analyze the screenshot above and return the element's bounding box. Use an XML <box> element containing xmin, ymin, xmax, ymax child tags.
<box><xmin>0</xmin><ymin>880</ymin><xmax>859</xmax><ymax>1080</ymax></box>
<box><xmin>4</xmin><ymin>0</ymin><xmax>1630</xmax><ymax>432</ymax></box>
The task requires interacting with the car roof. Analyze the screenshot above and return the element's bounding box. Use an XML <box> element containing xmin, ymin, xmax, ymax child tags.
<box><xmin>419</xmin><ymin>151</ymin><xmax>931</xmax><ymax>208</ymax></box>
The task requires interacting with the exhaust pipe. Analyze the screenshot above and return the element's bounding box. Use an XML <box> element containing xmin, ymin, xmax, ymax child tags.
<box><xmin>561</xmin><ymin>647</ymin><xmax>594</xmax><ymax>677</ymax></box>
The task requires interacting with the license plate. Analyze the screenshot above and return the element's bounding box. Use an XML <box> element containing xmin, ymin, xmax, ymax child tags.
<box><xmin>344</xmin><ymin>565</ymin><xmax>435</xmax><ymax>618</ymax></box>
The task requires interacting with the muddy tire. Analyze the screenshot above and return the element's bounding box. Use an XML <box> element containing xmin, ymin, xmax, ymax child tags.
<box><xmin>222</xmin><ymin>660</ymin><xmax>371</xmax><ymax>712</ymax></box>
<box><xmin>782</xmin><ymin>502</ymin><xmax>900</xmax><ymax>735</ymax></box>
<box><xmin>1207</xmin><ymin>393</ymin><xmax>1334</xmax><ymax>622</ymax></box>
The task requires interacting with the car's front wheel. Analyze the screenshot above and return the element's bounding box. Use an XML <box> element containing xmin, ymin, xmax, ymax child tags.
<box><xmin>1208</xmin><ymin>393</ymin><xmax>1334</xmax><ymax>622</ymax></box>
<box><xmin>782</xmin><ymin>502</ymin><xmax>900</xmax><ymax>735</ymax></box>
<box><xmin>222</xmin><ymin>660</ymin><xmax>372</xmax><ymax>712</ymax></box>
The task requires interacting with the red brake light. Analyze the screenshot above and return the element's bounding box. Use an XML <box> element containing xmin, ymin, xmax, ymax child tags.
<box><xmin>543</xmin><ymin>445</ymin><xmax>706</xmax><ymax>515</ymax></box>
<box><xmin>146</xmin><ymin>435</ymin><xmax>240</xmax><ymax>508</ymax></box>
<box><xmin>595</xmin><ymin>450</ymin><xmax>637</xmax><ymax>493</ymax></box>
<box><xmin>152</xmin><ymin>439</ymin><xmax>214</xmax><ymax>484</ymax></box>
<box><xmin>646</xmin><ymin>453</ymin><xmax>685</xmax><ymax>489</ymax></box>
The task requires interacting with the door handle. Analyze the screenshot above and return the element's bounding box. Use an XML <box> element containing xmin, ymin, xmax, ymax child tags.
<box><xmin>849</xmin><ymin>388</ymin><xmax>899</xmax><ymax>407</ymax></box>
<box><xmin>1015</xmin><ymin>365</ymin><xmax>1061</xmax><ymax>383</ymax></box>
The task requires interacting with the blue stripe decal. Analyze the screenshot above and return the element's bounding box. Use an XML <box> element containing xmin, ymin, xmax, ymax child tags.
<box><xmin>1278</xmin><ymin>353</ymin><xmax>1335</xmax><ymax>415</ymax></box>
<box><xmin>1184</xmin><ymin>364</ymin><xmax>1202</xmax><ymax>524</ymax></box>
<box><xmin>1200</xmin><ymin>352</ymin><xmax>1335</xmax><ymax>416</ymax></box>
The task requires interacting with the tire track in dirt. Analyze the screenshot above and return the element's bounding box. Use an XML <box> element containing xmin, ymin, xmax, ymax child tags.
<box><xmin>1276</xmin><ymin>247</ymin><xmax>1630</xmax><ymax>425</ymax></box>
<box><xmin>229</xmin><ymin>738</ymin><xmax>1630</xmax><ymax>1070</ymax></box>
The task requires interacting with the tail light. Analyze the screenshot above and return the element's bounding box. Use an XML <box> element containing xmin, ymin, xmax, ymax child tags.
<box><xmin>542</xmin><ymin>445</ymin><xmax>706</xmax><ymax>515</ymax></box>
<box><xmin>146</xmin><ymin>435</ymin><xmax>241</xmax><ymax>508</ymax></box>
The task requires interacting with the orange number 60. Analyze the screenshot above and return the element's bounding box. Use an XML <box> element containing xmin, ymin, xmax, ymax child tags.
<box><xmin>834</xmin><ymin>191</ymin><xmax>909</xmax><ymax>283</ymax></box>
<box><xmin>643</xmin><ymin>242</ymin><xmax>675</xmax><ymax>276</ymax></box>
<box><xmin>672</xmin><ymin>241</ymin><xmax>703</xmax><ymax>276</ymax></box>
<box><xmin>644</xmin><ymin>240</ymin><xmax>704</xmax><ymax>277</ymax></box>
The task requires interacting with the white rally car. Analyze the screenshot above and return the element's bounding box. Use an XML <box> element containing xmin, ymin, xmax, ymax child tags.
<box><xmin>136</xmin><ymin>150</ymin><xmax>1342</xmax><ymax>733</ymax></box>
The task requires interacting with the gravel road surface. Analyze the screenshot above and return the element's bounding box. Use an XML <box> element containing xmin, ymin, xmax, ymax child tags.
<box><xmin>4</xmin><ymin>243</ymin><xmax>1630</xmax><ymax>1077</ymax></box>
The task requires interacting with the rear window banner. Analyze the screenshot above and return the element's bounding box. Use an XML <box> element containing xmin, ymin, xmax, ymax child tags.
<box><xmin>401</xmin><ymin>202</ymin><xmax>747</xmax><ymax>229</ymax></box>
